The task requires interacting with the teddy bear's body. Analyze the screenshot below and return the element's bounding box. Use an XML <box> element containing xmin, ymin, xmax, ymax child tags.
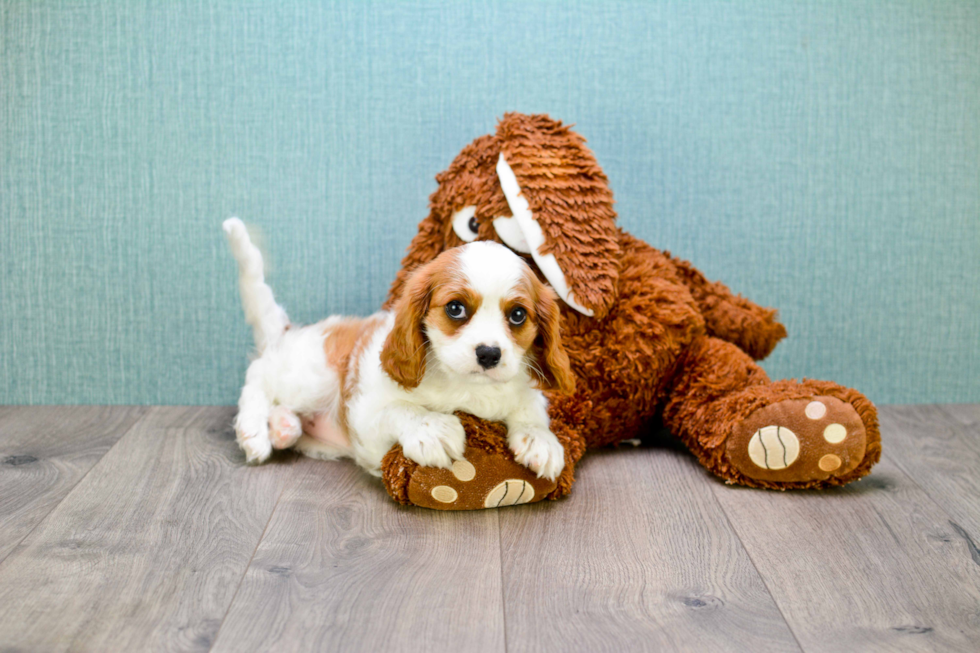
<box><xmin>377</xmin><ymin>114</ymin><xmax>880</xmax><ymax>509</ymax></box>
<box><xmin>554</xmin><ymin>232</ymin><xmax>761</xmax><ymax>446</ymax></box>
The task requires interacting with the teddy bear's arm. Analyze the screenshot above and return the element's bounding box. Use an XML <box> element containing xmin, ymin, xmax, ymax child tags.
<box><xmin>667</xmin><ymin>256</ymin><xmax>787</xmax><ymax>360</ymax></box>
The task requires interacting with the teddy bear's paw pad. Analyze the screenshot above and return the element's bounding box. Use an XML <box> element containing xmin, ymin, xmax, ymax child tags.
<box><xmin>728</xmin><ymin>396</ymin><xmax>867</xmax><ymax>483</ymax></box>
<box><xmin>485</xmin><ymin>480</ymin><xmax>536</xmax><ymax>507</ymax></box>
<box><xmin>407</xmin><ymin>447</ymin><xmax>556</xmax><ymax>510</ymax></box>
<box><xmin>746</xmin><ymin>426</ymin><xmax>799</xmax><ymax>470</ymax></box>
<box><xmin>430</xmin><ymin>486</ymin><xmax>458</xmax><ymax>503</ymax></box>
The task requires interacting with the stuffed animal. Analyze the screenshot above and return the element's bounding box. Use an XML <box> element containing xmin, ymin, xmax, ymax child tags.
<box><xmin>378</xmin><ymin>113</ymin><xmax>881</xmax><ymax>510</ymax></box>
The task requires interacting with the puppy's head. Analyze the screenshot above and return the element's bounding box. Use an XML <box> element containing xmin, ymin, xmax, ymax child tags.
<box><xmin>381</xmin><ymin>241</ymin><xmax>574</xmax><ymax>393</ymax></box>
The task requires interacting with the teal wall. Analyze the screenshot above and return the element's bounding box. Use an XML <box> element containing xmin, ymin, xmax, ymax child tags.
<box><xmin>2</xmin><ymin>1</ymin><xmax>978</xmax><ymax>405</ymax></box>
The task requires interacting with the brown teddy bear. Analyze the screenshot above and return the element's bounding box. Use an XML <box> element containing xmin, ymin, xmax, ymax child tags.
<box><xmin>379</xmin><ymin>113</ymin><xmax>881</xmax><ymax>510</ymax></box>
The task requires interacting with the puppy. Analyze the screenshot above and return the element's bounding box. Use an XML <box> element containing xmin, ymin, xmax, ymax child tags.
<box><xmin>222</xmin><ymin>218</ymin><xmax>574</xmax><ymax>480</ymax></box>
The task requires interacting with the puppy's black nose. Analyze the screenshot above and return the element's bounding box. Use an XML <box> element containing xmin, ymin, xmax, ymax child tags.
<box><xmin>475</xmin><ymin>345</ymin><xmax>501</xmax><ymax>369</ymax></box>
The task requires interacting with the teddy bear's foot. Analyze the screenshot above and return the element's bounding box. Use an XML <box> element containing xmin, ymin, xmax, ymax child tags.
<box><xmin>384</xmin><ymin>445</ymin><xmax>557</xmax><ymax>510</ymax></box>
<box><xmin>727</xmin><ymin>395</ymin><xmax>869</xmax><ymax>485</ymax></box>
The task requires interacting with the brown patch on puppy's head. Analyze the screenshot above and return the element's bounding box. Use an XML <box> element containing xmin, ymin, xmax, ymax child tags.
<box><xmin>424</xmin><ymin>281</ymin><xmax>482</xmax><ymax>340</ymax></box>
<box><xmin>492</xmin><ymin>263</ymin><xmax>575</xmax><ymax>395</ymax></box>
<box><xmin>381</xmin><ymin>249</ymin><xmax>461</xmax><ymax>388</ymax></box>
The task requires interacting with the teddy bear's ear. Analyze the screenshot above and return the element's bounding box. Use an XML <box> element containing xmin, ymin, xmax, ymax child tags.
<box><xmin>494</xmin><ymin>113</ymin><xmax>620</xmax><ymax>319</ymax></box>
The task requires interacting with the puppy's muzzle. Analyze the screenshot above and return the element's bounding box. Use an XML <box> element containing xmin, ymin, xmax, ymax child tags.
<box><xmin>475</xmin><ymin>345</ymin><xmax>501</xmax><ymax>369</ymax></box>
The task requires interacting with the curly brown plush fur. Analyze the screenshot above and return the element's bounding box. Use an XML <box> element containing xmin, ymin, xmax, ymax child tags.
<box><xmin>380</xmin><ymin>113</ymin><xmax>880</xmax><ymax>508</ymax></box>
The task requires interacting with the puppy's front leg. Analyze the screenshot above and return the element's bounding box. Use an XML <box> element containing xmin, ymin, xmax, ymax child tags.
<box><xmin>235</xmin><ymin>360</ymin><xmax>274</xmax><ymax>464</ymax></box>
<box><xmin>505</xmin><ymin>392</ymin><xmax>565</xmax><ymax>481</ymax></box>
<box><xmin>379</xmin><ymin>401</ymin><xmax>466</xmax><ymax>470</ymax></box>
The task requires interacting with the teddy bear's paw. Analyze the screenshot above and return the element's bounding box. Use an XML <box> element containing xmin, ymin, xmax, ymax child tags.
<box><xmin>727</xmin><ymin>396</ymin><xmax>868</xmax><ymax>484</ymax></box>
<box><xmin>404</xmin><ymin>446</ymin><xmax>557</xmax><ymax>510</ymax></box>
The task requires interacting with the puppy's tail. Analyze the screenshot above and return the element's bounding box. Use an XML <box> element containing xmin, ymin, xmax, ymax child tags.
<box><xmin>222</xmin><ymin>218</ymin><xmax>290</xmax><ymax>354</ymax></box>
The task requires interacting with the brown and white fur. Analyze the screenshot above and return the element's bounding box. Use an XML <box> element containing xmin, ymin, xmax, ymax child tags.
<box><xmin>222</xmin><ymin>218</ymin><xmax>573</xmax><ymax>480</ymax></box>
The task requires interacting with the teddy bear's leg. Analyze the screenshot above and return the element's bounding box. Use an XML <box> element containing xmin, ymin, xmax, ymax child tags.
<box><xmin>380</xmin><ymin>405</ymin><xmax>587</xmax><ymax>510</ymax></box>
<box><xmin>662</xmin><ymin>336</ymin><xmax>881</xmax><ymax>489</ymax></box>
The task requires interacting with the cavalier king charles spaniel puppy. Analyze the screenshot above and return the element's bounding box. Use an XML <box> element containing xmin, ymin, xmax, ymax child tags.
<box><xmin>223</xmin><ymin>218</ymin><xmax>573</xmax><ymax>480</ymax></box>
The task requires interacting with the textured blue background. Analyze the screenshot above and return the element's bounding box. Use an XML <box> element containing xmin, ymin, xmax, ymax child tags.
<box><xmin>2</xmin><ymin>0</ymin><xmax>978</xmax><ymax>405</ymax></box>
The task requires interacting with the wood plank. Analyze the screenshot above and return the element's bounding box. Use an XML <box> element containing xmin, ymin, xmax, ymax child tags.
<box><xmin>0</xmin><ymin>406</ymin><xmax>297</xmax><ymax>652</ymax></box>
<box><xmin>881</xmin><ymin>404</ymin><xmax>980</xmax><ymax>537</ymax></box>
<box><xmin>937</xmin><ymin>404</ymin><xmax>980</xmax><ymax>427</ymax></box>
<box><xmin>499</xmin><ymin>441</ymin><xmax>801</xmax><ymax>653</ymax></box>
<box><xmin>712</xmin><ymin>438</ymin><xmax>980</xmax><ymax>652</ymax></box>
<box><xmin>211</xmin><ymin>456</ymin><xmax>506</xmax><ymax>653</ymax></box>
<box><xmin>0</xmin><ymin>405</ymin><xmax>147</xmax><ymax>562</ymax></box>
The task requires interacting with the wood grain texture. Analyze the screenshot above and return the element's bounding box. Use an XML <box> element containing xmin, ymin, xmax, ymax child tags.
<box><xmin>1</xmin><ymin>404</ymin><xmax>978</xmax><ymax>652</ymax></box>
<box><xmin>0</xmin><ymin>405</ymin><xmax>147</xmax><ymax>563</ymax></box>
<box><xmin>0</xmin><ymin>406</ymin><xmax>297</xmax><ymax>652</ymax></box>
<box><xmin>712</xmin><ymin>453</ymin><xmax>980</xmax><ymax>652</ymax></box>
<box><xmin>882</xmin><ymin>405</ymin><xmax>980</xmax><ymax>536</ymax></box>
<box><xmin>498</xmin><ymin>442</ymin><xmax>801</xmax><ymax>653</ymax></box>
<box><xmin>211</xmin><ymin>456</ymin><xmax>506</xmax><ymax>653</ymax></box>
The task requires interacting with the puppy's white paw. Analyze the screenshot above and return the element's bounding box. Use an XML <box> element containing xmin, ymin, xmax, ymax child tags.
<box><xmin>401</xmin><ymin>413</ymin><xmax>466</xmax><ymax>469</ymax></box>
<box><xmin>268</xmin><ymin>405</ymin><xmax>302</xmax><ymax>449</ymax></box>
<box><xmin>238</xmin><ymin>430</ymin><xmax>273</xmax><ymax>464</ymax></box>
<box><xmin>509</xmin><ymin>427</ymin><xmax>565</xmax><ymax>481</ymax></box>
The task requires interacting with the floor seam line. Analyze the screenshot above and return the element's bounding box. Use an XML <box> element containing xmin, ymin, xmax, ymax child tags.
<box><xmin>710</xmin><ymin>486</ymin><xmax>808</xmax><ymax>653</ymax></box>
<box><xmin>209</xmin><ymin>463</ymin><xmax>292</xmax><ymax>652</ymax></box>
<box><xmin>880</xmin><ymin>408</ymin><xmax>980</xmax><ymax>543</ymax></box>
<box><xmin>880</xmin><ymin>448</ymin><xmax>979</xmax><ymax>541</ymax></box>
<box><xmin>0</xmin><ymin>406</ymin><xmax>150</xmax><ymax>569</ymax></box>
<box><xmin>497</xmin><ymin>510</ymin><xmax>510</xmax><ymax>653</ymax></box>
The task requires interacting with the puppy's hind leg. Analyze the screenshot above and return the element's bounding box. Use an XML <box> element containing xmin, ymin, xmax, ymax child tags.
<box><xmin>268</xmin><ymin>405</ymin><xmax>303</xmax><ymax>450</ymax></box>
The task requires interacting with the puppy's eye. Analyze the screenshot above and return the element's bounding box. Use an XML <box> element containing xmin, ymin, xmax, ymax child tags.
<box><xmin>508</xmin><ymin>307</ymin><xmax>527</xmax><ymax>326</ymax></box>
<box><xmin>445</xmin><ymin>300</ymin><xmax>467</xmax><ymax>320</ymax></box>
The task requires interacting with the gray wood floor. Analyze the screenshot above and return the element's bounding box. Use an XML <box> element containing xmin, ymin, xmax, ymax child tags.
<box><xmin>0</xmin><ymin>406</ymin><xmax>978</xmax><ymax>652</ymax></box>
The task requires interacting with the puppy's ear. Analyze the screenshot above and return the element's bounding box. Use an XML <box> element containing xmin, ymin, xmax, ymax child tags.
<box><xmin>529</xmin><ymin>278</ymin><xmax>575</xmax><ymax>395</ymax></box>
<box><xmin>380</xmin><ymin>262</ymin><xmax>434</xmax><ymax>389</ymax></box>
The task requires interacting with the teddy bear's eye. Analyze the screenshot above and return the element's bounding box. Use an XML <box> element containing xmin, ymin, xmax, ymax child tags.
<box><xmin>451</xmin><ymin>206</ymin><xmax>479</xmax><ymax>242</ymax></box>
